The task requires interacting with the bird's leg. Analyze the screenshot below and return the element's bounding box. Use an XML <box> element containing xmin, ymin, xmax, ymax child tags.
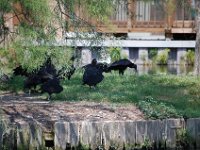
<box><xmin>119</xmin><ymin>70</ymin><xmax>124</xmax><ymax>75</ymax></box>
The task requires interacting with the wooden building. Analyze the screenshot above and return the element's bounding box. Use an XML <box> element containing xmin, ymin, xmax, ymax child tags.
<box><xmin>75</xmin><ymin>0</ymin><xmax>196</xmax><ymax>40</ymax></box>
<box><xmin>5</xmin><ymin>0</ymin><xmax>197</xmax><ymax>40</ymax></box>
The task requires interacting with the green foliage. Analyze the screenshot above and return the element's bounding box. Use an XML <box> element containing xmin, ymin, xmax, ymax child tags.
<box><xmin>19</xmin><ymin>0</ymin><xmax>51</xmax><ymax>26</ymax></box>
<box><xmin>9</xmin><ymin>0</ymin><xmax>53</xmax><ymax>43</ymax></box>
<box><xmin>0</xmin><ymin>0</ymin><xmax>115</xmax><ymax>72</ymax></box>
<box><xmin>141</xmin><ymin>137</ymin><xmax>152</xmax><ymax>149</ymax></box>
<box><xmin>176</xmin><ymin>129</ymin><xmax>193</xmax><ymax>149</ymax></box>
<box><xmin>0</xmin><ymin>42</ymin><xmax>74</xmax><ymax>74</ymax></box>
<box><xmin>186</xmin><ymin>49</ymin><xmax>195</xmax><ymax>65</ymax></box>
<box><xmin>13</xmin><ymin>44</ymin><xmax>48</xmax><ymax>72</ymax></box>
<box><xmin>6</xmin><ymin>76</ymin><xmax>25</xmax><ymax>93</ymax></box>
<box><xmin>0</xmin><ymin>47</ymin><xmax>17</xmax><ymax>75</ymax></box>
<box><xmin>156</xmin><ymin>48</ymin><xmax>170</xmax><ymax>65</ymax></box>
<box><xmin>108</xmin><ymin>47</ymin><xmax>121</xmax><ymax>62</ymax></box>
<box><xmin>1</xmin><ymin>0</ymin><xmax>114</xmax><ymax>45</ymax></box>
<box><xmin>80</xmin><ymin>0</ymin><xmax>115</xmax><ymax>21</ymax></box>
<box><xmin>148</xmin><ymin>48</ymin><xmax>158</xmax><ymax>61</ymax></box>
<box><xmin>18</xmin><ymin>23</ymin><xmax>55</xmax><ymax>43</ymax></box>
<box><xmin>0</xmin><ymin>0</ymin><xmax>12</xmax><ymax>13</ymax></box>
<box><xmin>137</xmin><ymin>96</ymin><xmax>181</xmax><ymax>119</ymax></box>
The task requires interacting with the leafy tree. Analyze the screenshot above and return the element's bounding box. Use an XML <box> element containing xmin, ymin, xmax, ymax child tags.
<box><xmin>0</xmin><ymin>0</ymin><xmax>118</xmax><ymax>74</ymax></box>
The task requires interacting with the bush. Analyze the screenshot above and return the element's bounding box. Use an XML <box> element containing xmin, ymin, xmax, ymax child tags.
<box><xmin>148</xmin><ymin>48</ymin><xmax>158</xmax><ymax>60</ymax></box>
<box><xmin>186</xmin><ymin>50</ymin><xmax>195</xmax><ymax>65</ymax></box>
<box><xmin>137</xmin><ymin>96</ymin><xmax>181</xmax><ymax>119</ymax></box>
<box><xmin>156</xmin><ymin>48</ymin><xmax>170</xmax><ymax>65</ymax></box>
<box><xmin>108</xmin><ymin>47</ymin><xmax>121</xmax><ymax>62</ymax></box>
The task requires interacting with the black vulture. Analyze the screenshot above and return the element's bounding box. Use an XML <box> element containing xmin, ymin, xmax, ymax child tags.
<box><xmin>22</xmin><ymin>57</ymin><xmax>58</xmax><ymax>95</ymax></box>
<box><xmin>82</xmin><ymin>58</ymin><xmax>97</xmax><ymax>69</ymax></box>
<box><xmin>96</xmin><ymin>62</ymin><xmax>110</xmax><ymax>73</ymax></box>
<box><xmin>23</xmin><ymin>69</ymin><xmax>55</xmax><ymax>95</ymax></box>
<box><xmin>82</xmin><ymin>59</ymin><xmax>104</xmax><ymax>88</ymax></box>
<box><xmin>37</xmin><ymin>66</ymin><xmax>55</xmax><ymax>83</ymax></box>
<box><xmin>38</xmin><ymin>57</ymin><xmax>57</xmax><ymax>81</ymax></box>
<box><xmin>24</xmin><ymin>74</ymin><xmax>42</xmax><ymax>94</ymax></box>
<box><xmin>107</xmin><ymin>59</ymin><xmax>137</xmax><ymax>75</ymax></box>
<box><xmin>13</xmin><ymin>65</ymin><xmax>30</xmax><ymax>77</ymax></box>
<box><xmin>41</xmin><ymin>77</ymin><xmax>63</xmax><ymax>100</ymax></box>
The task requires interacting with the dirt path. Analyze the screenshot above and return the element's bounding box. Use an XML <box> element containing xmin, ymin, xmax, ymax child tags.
<box><xmin>0</xmin><ymin>93</ymin><xmax>144</xmax><ymax>129</ymax></box>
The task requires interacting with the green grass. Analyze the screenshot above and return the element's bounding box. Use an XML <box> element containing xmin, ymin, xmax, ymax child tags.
<box><xmin>1</xmin><ymin>72</ymin><xmax>200</xmax><ymax>119</ymax></box>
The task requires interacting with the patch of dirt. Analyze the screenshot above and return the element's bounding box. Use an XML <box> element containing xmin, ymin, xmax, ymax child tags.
<box><xmin>0</xmin><ymin>93</ymin><xmax>144</xmax><ymax>129</ymax></box>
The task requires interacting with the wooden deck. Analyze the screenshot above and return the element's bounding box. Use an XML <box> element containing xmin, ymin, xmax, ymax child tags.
<box><xmin>96</xmin><ymin>20</ymin><xmax>195</xmax><ymax>34</ymax></box>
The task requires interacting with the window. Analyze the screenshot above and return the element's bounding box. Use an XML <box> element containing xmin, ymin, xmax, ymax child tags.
<box><xmin>175</xmin><ymin>0</ymin><xmax>195</xmax><ymax>20</ymax></box>
<box><xmin>111</xmin><ymin>0</ymin><xmax>128</xmax><ymax>21</ymax></box>
<box><xmin>136</xmin><ymin>0</ymin><xmax>165</xmax><ymax>21</ymax></box>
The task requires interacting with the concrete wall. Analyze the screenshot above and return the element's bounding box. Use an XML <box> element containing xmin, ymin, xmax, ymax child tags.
<box><xmin>81</xmin><ymin>48</ymin><xmax>92</xmax><ymax>65</ymax></box>
<box><xmin>80</xmin><ymin>47</ymin><xmax>191</xmax><ymax>66</ymax></box>
<box><xmin>137</xmin><ymin>48</ymin><xmax>148</xmax><ymax>65</ymax></box>
<box><xmin>1</xmin><ymin>118</ymin><xmax>199</xmax><ymax>150</ymax></box>
<box><xmin>54</xmin><ymin>118</ymin><xmax>200</xmax><ymax>149</ymax></box>
<box><xmin>177</xmin><ymin>48</ymin><xmax>187</xmax><ymax>65</ymax></box>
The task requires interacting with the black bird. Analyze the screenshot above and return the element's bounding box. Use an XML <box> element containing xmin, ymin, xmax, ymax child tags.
<box><xmin>13</xmin><ymin>65</ymin><xmax>30</xmax><ymax>77</ymax></box>
<box><xmin>82</xmin><ymin>59</ymin><xmax>104</xmax><ymax>88</ymax></box>
<box><xmin>82</xmin><ymin>59</ymin><xmax>97</xmax><ymax>69</ymax></box>
<box><xmin>107</xmin><ymin>59</ymin><xmax>137</xmax><ymax>75</ymax></box>
<box><xmin>24</xmin><ymin>74</ymin><xmax>42</xmax><ymax>94</ymax></box>
<box><xmin>41</xmin><ymin>77</ymin><xmax>63</xmax><ymax>100</ymax></box>
<box><xmin>96</xmin><ymin>62</ymin><xmax>109</xmax><ymax>73</ymax></box>
<box><xmin>38</xmin><ymin>57</ymin><xmax>57</xmax><ymax>81</ymax></box>
<box><xmin>22</xmin><ymin>57</ymin><xmax>58</xmax><ymax>95</ymax></box>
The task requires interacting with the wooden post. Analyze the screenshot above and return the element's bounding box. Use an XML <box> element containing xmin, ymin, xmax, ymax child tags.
<box><xmin>127</xmin><ymin>0</ymin><xmax>136</xmax><ymax>32</ymax></box>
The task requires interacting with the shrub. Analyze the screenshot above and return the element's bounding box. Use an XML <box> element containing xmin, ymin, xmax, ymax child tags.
<box><xmin>148</xmin><ymin>48</ymin><xmax>158</xmax><ymax>60</ymax></box>
<box><xmin>186</xmin><ymin>50</ymin><xmax>195</xmax><ymax>65</ymax></box>
<box><xmin>176</xmin><ymin>129</ymin><xmax>193</xmax><ymax>149</ymax></box>
<box><xmin>156</xmin><ymin>48</ymin><xmax>170</xmax><ymax>65</ymax></box>
<box><xmin>137</xmin><ymin>96</ymin><xmax>181</xmax><ymax>119</ymax></box>
<box><xmin>108</xmin><ymin>47</ymin><xmax>121</xmax><ymax>62</ymax></box>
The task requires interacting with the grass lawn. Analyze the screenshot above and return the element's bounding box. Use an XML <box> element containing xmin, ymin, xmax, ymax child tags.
<box><xmin>1</xmin><ymin>71</ymin><xmax>200</xmax><ymax>119</ymax></box>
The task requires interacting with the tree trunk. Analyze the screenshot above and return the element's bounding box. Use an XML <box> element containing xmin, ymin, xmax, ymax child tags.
<box><xmin>195</xmin><ymin>2</ymin><xmax>200</xmax><ymax>75</ymax></box>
